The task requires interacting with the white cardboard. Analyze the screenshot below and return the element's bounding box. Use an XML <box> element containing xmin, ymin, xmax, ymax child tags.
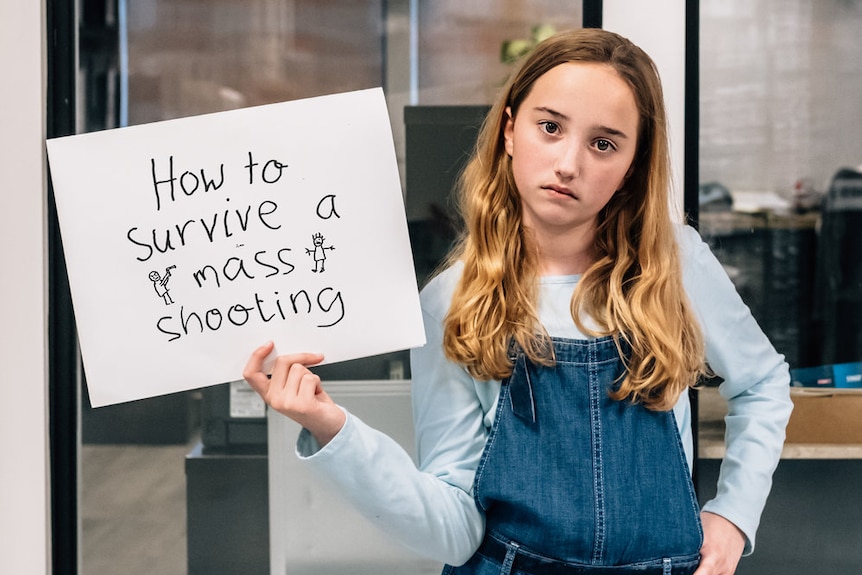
<box><xmin>46</xmin><ymin>88</ymin><xmax>425</xmax><ymax>407</ymax></box>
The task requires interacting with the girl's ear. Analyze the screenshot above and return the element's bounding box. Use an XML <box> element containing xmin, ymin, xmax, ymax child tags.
<box><xmin>503</xmin><ymin>106</ymin><xmax>515</xmax><ymax>157</ymax></box>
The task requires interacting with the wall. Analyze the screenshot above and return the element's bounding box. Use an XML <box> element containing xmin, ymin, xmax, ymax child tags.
<box><xmin>605</xmin><ymin>0</ymin><xmax>688</xmax><ymax>215</ymax></box>
<box><xmin>0</xmin><ymin>1</ymin><xmax>51</xmax><ymax>574</ymax></box>
<box><xmin>700</xmin><ymin>0</ymin><xmax>862</xmax><ymax>194</ymax></box>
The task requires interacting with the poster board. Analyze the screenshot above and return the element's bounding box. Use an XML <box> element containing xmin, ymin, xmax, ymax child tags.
<box><xmin>46</xmin><ymin>88</ymin><xmax>425</xmax><ymax>407</ymax></box>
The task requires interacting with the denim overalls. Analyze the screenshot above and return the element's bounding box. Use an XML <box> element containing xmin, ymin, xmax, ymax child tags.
<box><xmin>445</xmin><ymin>336</ymin><xmax>702</xmax><ymax>575</ymax></box>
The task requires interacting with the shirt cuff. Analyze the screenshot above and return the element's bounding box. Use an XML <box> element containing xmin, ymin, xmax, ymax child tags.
<box><xmin>295</xmin><ymin>405</ymin><xmax>350</xmax><ymax>460</ymax></box>
<box><xmin>701</xmin><ymin>500</ymin><xmax>755</xmax><ymax>556</ymax></box>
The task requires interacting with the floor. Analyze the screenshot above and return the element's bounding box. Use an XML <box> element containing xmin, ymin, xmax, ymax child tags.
<box><xmin>80</xmin><ymin>436</ymin><xmax>197</xmax><ymax>575</ymax></box>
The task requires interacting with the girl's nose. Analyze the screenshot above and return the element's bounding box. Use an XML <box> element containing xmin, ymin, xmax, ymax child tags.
<box><xmin>554</xmin><ymin>141</ymin><xmax>581</xmax><ymax>180</ymax></box>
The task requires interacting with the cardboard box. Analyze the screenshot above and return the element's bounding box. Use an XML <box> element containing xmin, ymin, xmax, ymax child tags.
<box><xmin>785</xmin><ymin>391</ymin><xmax>862</xmax><ymax>444</ymax></box>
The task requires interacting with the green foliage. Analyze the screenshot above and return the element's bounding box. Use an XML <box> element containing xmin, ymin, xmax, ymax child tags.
<box><xmin>500</xmin><ymin>24</ymin><xmax>557</xmax><ymax>64</ymax></box>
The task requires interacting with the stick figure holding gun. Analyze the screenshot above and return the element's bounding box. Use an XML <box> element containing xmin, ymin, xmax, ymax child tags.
<box><xmin>149</xmin><ymin>265</ymin><xmax>176</xmax><ymax>305</ymax></box>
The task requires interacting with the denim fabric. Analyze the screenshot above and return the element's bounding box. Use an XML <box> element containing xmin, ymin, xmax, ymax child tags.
<box><xmin>443</xmin><ymin>532</ymin><xmax>701</xmax><ymax>575</ymax></box>
<box><xmin>449</xmin><ymin>336</ymin><xmax>702</xmax><ymax>574</ymax></box>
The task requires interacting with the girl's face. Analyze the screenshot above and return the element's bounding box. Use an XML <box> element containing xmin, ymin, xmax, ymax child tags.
<box><xmin>504</xmin><ymin>62</ymin><xmax>639</xmax><ymax>242</ymax></box>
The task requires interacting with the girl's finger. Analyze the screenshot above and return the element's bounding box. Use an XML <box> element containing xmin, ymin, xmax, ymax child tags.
<box><xmin>243</xmin><ymin>341</ymin><xmax>276</xmax><ymax>393</ymax></box>
<box><xmin>273</xmin><ymin>353</ymin><xmax>324</xmax><ymax>392</ymax></box>
<box><xmin>295</xmin><ymin>371</ymin><xmax>323</xmax><ymax>404</ymax></box>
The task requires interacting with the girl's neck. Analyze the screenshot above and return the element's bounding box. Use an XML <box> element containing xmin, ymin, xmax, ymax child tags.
<box><xmin>531</xmin><ymin>224</ymin><xmax>598</xmax><ymax>276</ymax></box>
<box><xmin>538</xmin><ymin>250</ymin><xmax>594</xmax><ymax>276</ymax></box>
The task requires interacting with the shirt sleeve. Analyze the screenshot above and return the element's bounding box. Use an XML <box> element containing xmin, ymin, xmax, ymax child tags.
<box><xmin>292</xmin><ymin>269</ymin><xmax>486</xmax><ymax>566</ymax></box>
<box><xmin>677</xmin><ymin>224</ymin><xmax>793</xmax><ymax>555</ymax></box>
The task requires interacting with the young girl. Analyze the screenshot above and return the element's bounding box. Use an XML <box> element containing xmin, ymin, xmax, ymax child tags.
<box><xmin>243</xmin><ymin>28</ymin><xmax>792</xmax><ymax>575</ymax></box>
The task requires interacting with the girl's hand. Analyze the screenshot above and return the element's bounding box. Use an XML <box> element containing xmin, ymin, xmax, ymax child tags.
<box><xmin>243</xmin><ymin>341</ymin><xmax>346</xmax><ymax>447</ymax></box>
<box><xmin>693</xmin><ymin>511</ymin><xmax>746</xmax><ymax>575</ymax></box>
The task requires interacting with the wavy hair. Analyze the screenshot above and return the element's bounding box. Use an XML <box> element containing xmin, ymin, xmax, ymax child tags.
<box><xmin>441</xmin><ymin>28</ymin><xmax>705</xmax><ymax>410</ymax></box>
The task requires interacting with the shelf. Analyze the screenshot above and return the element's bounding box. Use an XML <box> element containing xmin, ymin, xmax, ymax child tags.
<box><xmin>696</xmin><ymin>387</ymin><xmax>862</xmax><ymax>459</ymax></box>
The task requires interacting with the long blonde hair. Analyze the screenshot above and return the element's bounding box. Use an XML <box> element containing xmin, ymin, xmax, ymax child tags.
<box><xmin>442</xmin><ymin>28</ymin><xmax>705</xmax><ymax>410</ymax></box>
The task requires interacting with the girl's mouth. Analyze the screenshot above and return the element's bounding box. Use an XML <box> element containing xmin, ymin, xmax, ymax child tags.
<box><xmin>545</xmin><ymin>185</ymin><xmax>575</xmax><ymax>199</ymax></box>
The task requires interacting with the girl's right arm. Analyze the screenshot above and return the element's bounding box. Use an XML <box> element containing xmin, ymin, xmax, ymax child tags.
<box><xmin>275</xmin><ymin>272</ymin><xmax>489</xmax><ymax>566</ymax></box>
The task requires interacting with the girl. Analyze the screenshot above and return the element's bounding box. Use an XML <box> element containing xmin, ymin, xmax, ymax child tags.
<box><xmin>244</xmin><ymin>28</ymin><xmax>792</xmax><ymax>575</ymax></box>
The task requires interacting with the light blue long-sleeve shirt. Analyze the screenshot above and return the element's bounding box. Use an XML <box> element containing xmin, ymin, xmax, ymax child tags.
<box><xmin>296</xmin><ymin>224</ymin><xmax>793</xmax><ymax>566</ymax></box>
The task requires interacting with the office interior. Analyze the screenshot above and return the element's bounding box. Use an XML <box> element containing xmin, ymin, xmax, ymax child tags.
<box><xmin>2</xmin><ymin>1</ymin><xmax>861</xmax><ymax>574</ymax></box>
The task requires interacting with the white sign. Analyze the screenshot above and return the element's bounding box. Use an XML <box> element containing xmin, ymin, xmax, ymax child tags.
<box><xmin>46</xmin><ymin>88</ymin><xmax>425</xmax><ymax>407</ymax></box>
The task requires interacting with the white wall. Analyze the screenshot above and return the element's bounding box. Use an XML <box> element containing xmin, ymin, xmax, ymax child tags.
<box><xmin>0</xmin><ymin>1</ymin><xmax>51</xmax><ymax>574</ymax></box>
<box><xmin>604</xmin><ymin>0</ymin><xmax>688</xmax><ymax>216</ymax></box>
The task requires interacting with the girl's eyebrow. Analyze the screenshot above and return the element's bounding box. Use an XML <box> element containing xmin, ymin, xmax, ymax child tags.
<box><xmin>534</xmin><ymin>106</ymin><xmax>569</xmax><ymax>122</ymax></box>
<box><xmin>596</xmin><ymin>125</ymin><xmax>630</xmax><ymax>139</ymax></box>
<box><xmin>533</xmin><ymin>105</ymin><xmax>630</xmax><ymax>139</ymax></box>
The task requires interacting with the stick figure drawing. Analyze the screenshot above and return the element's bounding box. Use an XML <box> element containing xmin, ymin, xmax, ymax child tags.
<box><xmin>306</xmin><ymin>233</ymin><xmax>335</xmax><ymax>273</ymax></box>
<box><xmin>149</xmin><ymin>265</ymin><xmax>176</xmax><ymax>305</ymax></box>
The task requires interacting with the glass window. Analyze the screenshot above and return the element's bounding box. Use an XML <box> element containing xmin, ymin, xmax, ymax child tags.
<box><xmin>76</xmin><ymin>3</ymin><xmax>588</xmax><ymax>574</ymax></box>
<box><xmin>125</xmin><ymin>0</ymin><xmax>385</xmax><ymax>125</ymax></box>
<box><xmin>696</xmin><ymin>6</ymin><xmax>862</xmax><ymax>568</ymax></box>
<box><xmin>698</xmin><ymin>0</ymin><xmax>862</xmax><ymax>374</ymax></box>
<box><xmin>416</xmin><ymin>1</ymin><xmax>582</xmax><ymax>104</ymax></box>
<box><xmin>697</xmin><ymin>6</ymin><xmax>862</xmax><ymax>574</ymax></box>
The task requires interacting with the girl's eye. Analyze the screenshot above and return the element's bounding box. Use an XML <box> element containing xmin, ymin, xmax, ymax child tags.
<box><xmin>595</xmin><ymin>139</ymin><xmax>614</xmax><ymax>152</ymax></box>
<box><xmin>540</xmin><ymin>121</ymin><xmax>560</xmax><ymax>135</ymax></box>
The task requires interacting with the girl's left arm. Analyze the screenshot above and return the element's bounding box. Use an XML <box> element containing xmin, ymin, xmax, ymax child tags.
<box><xmin>677</xmin><ymin>225</ymin><xmax>794</xmax><ymax>556</ymax></box>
